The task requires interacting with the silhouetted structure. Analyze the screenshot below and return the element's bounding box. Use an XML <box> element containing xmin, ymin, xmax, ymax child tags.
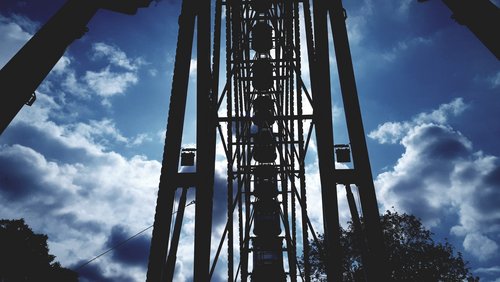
<box><xmin>147</xmin><ymin>0</ymin><xmax>389</xmax><ymax>281</ymax></box>
<box><xmin>419</xmin><ymin>0</ymin><xmax>500</xmax><ymax>60</ymax></box>
<box><xmin>0</xmin><ymin>0</ymin><xmax>395</xmax><ymax>281</ymax></box>
<box><xmin>0</xmin><ymin>0</ymin><xmax>151</xmax><ymax>135</ymax></box>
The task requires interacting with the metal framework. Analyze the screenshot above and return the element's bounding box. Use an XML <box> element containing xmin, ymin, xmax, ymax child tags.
<box><xmin>0</xmin><ymin>0</ymin><xmax>497</xmax><ymax>281</ymax></box>
<box><xmin>1</xmin><ymin>1</ymin><xmax>497</xmax><ymax>136</ymax></box>
<box><xmin>0</xmin><ymin>0</ymin><xmax>152</xmax><ymax>135</ymax></box>
<box><xmin>146</xmin><ymin>0</ymin><xmax>388</xmax><ymax>281</ymax></box>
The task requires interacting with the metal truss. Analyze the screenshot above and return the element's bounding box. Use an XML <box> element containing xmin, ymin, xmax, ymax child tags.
<box><xmin>146</xmin><ymin>0</ymin><xmax>389</xmax><ymax>281</ymax></box>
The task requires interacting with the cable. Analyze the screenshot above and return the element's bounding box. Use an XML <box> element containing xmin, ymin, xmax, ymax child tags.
<box><xmin>75</xmin><ymin>224</ymin><xmax>153</xmax><ymax>271</ymax></box>
<box><xmin>75</xmin><ymin>200</ymin><xmax>196</xmax><ymax>271</ymax></box>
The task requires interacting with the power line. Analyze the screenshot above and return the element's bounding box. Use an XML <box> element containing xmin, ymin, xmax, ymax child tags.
<box><xmin>75</xmin><ymin>224</ymin><xmax>153</xmax><ymax>271</ymax></box>
<box><xmin>75</xmin><ymin>200</ymin><xmax>196</xmax><ymax>271</ymax></box>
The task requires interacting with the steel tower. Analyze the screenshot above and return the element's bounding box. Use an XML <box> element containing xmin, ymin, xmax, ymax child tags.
<box><xmin>0</xmin><ymin>0</ymin><xmax>496</xmax><ymax>281</ymax></box>
<box><xmin>146</xmin><ymin>0</ymin><xmax>389</xmax><ymax>281</ymax></box>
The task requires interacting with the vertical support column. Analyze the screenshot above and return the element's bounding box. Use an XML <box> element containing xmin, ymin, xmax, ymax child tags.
<box><xmin>194</xmin><ymin>0</ymin><xmax>215</xmax><ymax>280</ymax></box>
<box><xmin>299</xmin><ymin>2</ymin><xmax>314</xmax><ymax>281</ymax></box>
<box><xmin>229</xmin><ymin>1</ymin><xmax>247</xmax><ymax>280</ymax></box>
<box><xmin>284</xmin><ymin>1</ymin><xmax>297</xmax><ymax>280</ymax></box>
<box><xmin>327</xmin><ymin>1</ymin><xmax>388</xmax><ymax>281</ymax></box>
<box><xmin>345</xmin><ymin>184</ymin><xmax>369</xmax><ymax>280</ymax></box>
<box><xmin>310</xmin><ymin>0</ymin><xmax>343</xmax><ymax>281</ymax></box>
<box><xmin>242</xmin><ymin>2</ymin><xmax>252</xmax><ymax>274</ymax></box>
<box><xmin>163</xmin><ymin>188</ymin><xmax>189</xmax><ymax>282</ymax></box>
<box><xmin>224</xmin><ymin>1</ymin><xmax>235</xmax><ymax>280</ymax></box>
<box><xmin>146</xmin><ymin>0</ymin><xmax>196</xmax><ymax>280</ymax></box>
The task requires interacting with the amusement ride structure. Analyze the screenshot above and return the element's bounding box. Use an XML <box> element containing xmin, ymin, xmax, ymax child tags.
<box><xmin>1</xmin><ymin>0</ymin><xmax>498</xmax><ymax>281</ymax></box>
<box><xmin>145</xmin><ymin>0</ymin><xmax>388</xmax><ymax>280</ymax></box>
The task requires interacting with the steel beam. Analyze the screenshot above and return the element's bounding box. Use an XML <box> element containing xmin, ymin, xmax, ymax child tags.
<box><xmin>194</xmin><ymin>0</ymin><xmax>216</xmax><ymax>280</ymax></box>
<box><xmin>0</xmin><ymin>0</ymin><xmax>97</xmax><ymax>135</ymax></box>
<box><xmin>163</xmin><ymin>188</ymin><xmax>189</xmax><ymax>282</ymax></box>
<box><xmin>0</xmin><ymin>0</ymin><xmax>151</xmax><ymax>135</ymax></box>
<box><xmin>327</xmin><ymin>1</ymin><xmax>389</xmax><ymax>280</ymax></box>
<box><xmin>441</xmin><ymin>0</ymin><xmax>500</xmax><ymax>59</ymax></box>
<box><xmin>146</xmin><ymin>0</ymin><xmax>196</xmax><ymax>280</ymax></box>
<box><xmin>225</xmin><ymin>0</ymin><xmax>235</xmax><ymax>280</ymax></box>
<box><xmin>310</xmin><ymin>0</ymin><xmax>343</xmax><ymax>280</ymax></box>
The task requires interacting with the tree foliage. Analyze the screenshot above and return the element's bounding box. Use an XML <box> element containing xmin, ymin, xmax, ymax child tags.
<box><xmin>299</xmin><ymin>210</ymin><xmax>479</xmax><ymax>281</ymax></box>
<box><xmin>0</xmin><ymin>219</ymin><xmax>78</xmax><ymax>282</ymax></box>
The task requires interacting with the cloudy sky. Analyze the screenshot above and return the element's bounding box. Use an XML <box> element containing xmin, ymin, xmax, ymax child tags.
<box><xmin>1</xmin><ymin>0</ymin><xmax>499</xmax><ymax>281</ymax></box>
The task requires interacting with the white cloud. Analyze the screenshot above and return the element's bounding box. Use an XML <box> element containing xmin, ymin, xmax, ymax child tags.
<box><xmin>148</xmin><ymin>68</ymin><xmax>158</xmax><ymax>77</ymax></box>
<box><xmin>415</xmin><ymin>97</ymin><xmax>467</xmax><ymax>123</ymax></box>
<box><xmin>12</xmin><ymin>91</ymin><xmax>60</xmax><ymax>124</ymax></box>
<box><xmin>344</xmin><ymin>0</ymin><xmax>421</xmax><ymax>50</ymax></box>
<box><xmin>0</xmin><ymin>144</ymin><xmax>160</xmax><ymax>279</ymax></box>
<box><xmin>156</xmin><ymin>128</ymin><xmax>167</xmax><ymax>143</ymax></box>
<box><xmin>474</xmin><ymin>266</ymin><xmax>500</xmax><ymax>275</ymax></box>
<box><xmin>0</xmin><ymin>14</ymin><xmax>33</xmax><ymax>68</ymax></box>
<box><xmin>189</xmin><ymin>59</ymin><xmax>197</xmax><ymax>76</ymax></box>
<box><xmin>0</xmin><ymin>92</ymin><xmax>162</xmax><ymax>280</ymax></box>
<box><xmin>340</xmin><ymin>0</ymin><xmax>437</xmax><ymax>74</ymax></box>
<box><xmin>61</xmin><ymin>69</ymin><xmax>91</xmax><ymax>98</ymax></box>
<box><xmin>12</xmin><ymin>91</ymin><xmax>150</xmax><ymax>153</ymax></box>
<box><xmin>345</xmin><ymin>0</ymin><xmax>373</xmax><ymax>46</ymax></box>
<box><xmin>372</xmin><ymin>98</ymin><xmax>500</xmax><ymax>262</ymax></box>
<box><xmin>76</xmin><ymin>42</ymin><xmax>146</xmax><ymax>103</ymax></box>
<box><xmin>91</xmin><ymin>42</ymin><xmax>144</xmax><ymax>71</ymax></box>
<box><xmin>73</xmin><ymin>119</ymin><xmax>129</xmax><ymax>145</ymax></box>
<box><xmin>6</xmin><ymin>13</ymin><xmax>39</xmax><ymax>33</ymax></box>
<box><xmin>367</xmin><ymin>121</ymin><xmax>406</xmax><ymax>144</ymax></box>
<box><xmin>489</xmin><ymin>71</ymin><xmax>500</xmax><ymax>89</ymax></box>
<box><xmin>52</xmin><ymin>55</ymin><xmax>72</xmax><ymax>74</ymax></box>
<box><xmin>84</xmin><ymin>66</ymin><xmax>138</xmax><ymax>98</ymax></box>
<box><xmin>48</xmin><ymin>57</ymin><xmax>131</xmax><ymax>104</ymax></box>
<box><xmin>130</xmin><ymin>133</ymin><xmax>152</xmax><ymax>146</ymax></box>
<box><xmin>0</xmin><ymin>77</ymin><xmax>228</xmax><ymax>281</ymax></box>
<box><xmin>368</xmin><ymin>97</ymin><xmax>467</xmax><ymax>144</ymax></box>
<box><xmin>396</xmin><ymin>0</ymin><xmax>413</xmax><ymax>16</ymax></box>
<box><xmin>381</xmin><ymin>36</ymin><xmax>432</xmax><ymax>62</ymax></box>
<box><xmin>304</xmin><ymin>159</ymin><xmax>354</xmax><ymax>234</ymax></box>
<box><xmin>463</xmin><ymin>233</ymin><xmax>498</xmax><ymax>261</ymax></box>
<box><xmin>0</xmin><ymin>14</ymin><xmax>144</xmax><ymax>106</ymax></box>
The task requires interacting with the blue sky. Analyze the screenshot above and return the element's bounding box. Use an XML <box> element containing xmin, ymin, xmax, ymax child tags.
<box><xmin>1</xmin><ymin>0</ymin><xmax>499</xmax><ymax>281</ymax></box>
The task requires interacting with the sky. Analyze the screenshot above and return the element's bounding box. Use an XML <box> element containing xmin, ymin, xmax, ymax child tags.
<box><xmin>0</xmin><ymin>0</ymin><xmax>499</xmax><ymax>281</ymax></box>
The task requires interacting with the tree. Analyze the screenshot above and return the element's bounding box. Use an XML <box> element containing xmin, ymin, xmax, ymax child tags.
<box><xmin>299</xmin><ymin>210</ymin><xmax>479</xmax><ymax>282</ymax></box>
<box><xmin>0</xmin><ymin>219</ymin><xmax>78</xmax><ymax>282</ymax></box>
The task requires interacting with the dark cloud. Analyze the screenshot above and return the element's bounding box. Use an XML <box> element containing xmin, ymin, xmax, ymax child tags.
<box><xmin>106</xmin><ymin>225</ymin><xmax>150</xmax><ymax>268</ymax></box>
<box><xmin>484</xmin><ymin>165</ymin><xmax>500</xmax><ymax>187</ymax></box>
<box><xmin>412</xmin><ymin>125</ymin><xmax>470</xmax><ymax>160</ymax></box>
<box><xmin>0</xmin><ymin>113</ymin><xmax>160</xmax><ymax>280</ymax></box>
<box><xmin>377</xmin><ymin>125</ymin><xmax>471</xmax><ymax>216</ymax></box>
<box><xmin>178</xmin><ymin>161</ymin><xmax>230</xmax><ymax>227</ymax></box>
<box><xmin>471</xmin><ymin>164</ymin><xmax>500</xmax><ymax>216</ymax></box>
<box><xmin>1</xmin><ymin>123</ymin><xmax>93</xmax><ymax>164</ymax></box>
<box><xmin>0</xmin><ymin>144</ymin><xmax>63</xmax><ymax>202</ymax></box>
<box><xmin>77</xmin><ymin>263</ymin><xmax>115</xmax><ymax>282</ymax></box>
<box><xmin>0</xmin><ymin>154</ymin><xmax>41</xmax><ymax>200</ymax></box>
<box><xmin>73</xmin><ymin>260</ymin><xmax>135</xmax><ymax>282</ymax></box>
<box><xmin>373</xmin><ymin>107</ymin><xmax>500</xmax><ymax>262</ymax></box>
<box><xmin>212</xmin><ymin>171</ymin><xmax>230</xmax><ymax>227</ymax></box>
<box><xmin>390</xmin><ymin>180</ymin><xmax>439</xmax><ymax>221</ymax></box>
<box><xmin>56</xmin><ymin>213</ymin><xmax>104</xmax><ymax>235</ymax></box>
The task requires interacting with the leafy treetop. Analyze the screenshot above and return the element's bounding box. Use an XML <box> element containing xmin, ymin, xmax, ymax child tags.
<box><xmin>0</xmin><ymin>219</ymin><xmax>78</xmax><ymax>282</ymax></box>
<box><xmin>299</xmin><ymin>210</ymin><xmax>479</xmax><ymax>282</ymax></box>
